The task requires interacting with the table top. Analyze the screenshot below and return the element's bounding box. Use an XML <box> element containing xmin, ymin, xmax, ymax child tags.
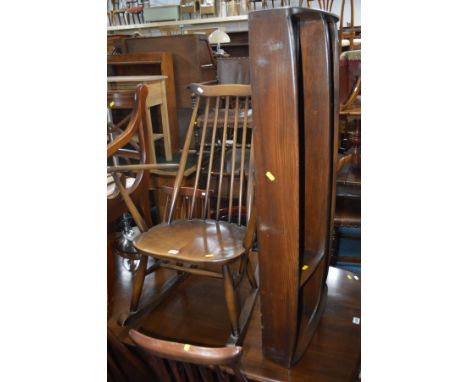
<box><xmin>107</xmin><ymin>75</ymin><xmax>167</xmax><ymax>83</ymax></box>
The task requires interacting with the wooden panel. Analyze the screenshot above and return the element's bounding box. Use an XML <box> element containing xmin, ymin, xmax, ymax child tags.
<box><xmin>249</xmin><ymin>7</ymin><xmax>339</xmax><ymax>367</ymax></box>
<box><xmin>249</xmin><ymin>8</ymin><xmax>301</xmax><ymax>367</ymax></box>
<box><xmin>115</xmin><ymin>35</ymin><xmax>217</xmax><ymax>109</ymax></box>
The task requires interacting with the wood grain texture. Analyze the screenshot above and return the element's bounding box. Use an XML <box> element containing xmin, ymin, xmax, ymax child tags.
<box><xmin>249</xmin><ymin>7</ymin><xmax>339</xmax><ymax>367</ymax></box>
<box><xmin>108</xmin><ymin>263</ymin><xmax>360</xmax><ymax>382</ymax></box>
<box><xmin>108</xmin><ymin>52</ymin><xmax>179</xmax><ymax>152</ymax></box>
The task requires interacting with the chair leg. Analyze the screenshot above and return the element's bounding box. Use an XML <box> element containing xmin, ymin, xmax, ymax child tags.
<box><xmin>245</xmin><ymin>257</ymin><xmax>257</xmax><ymax>289</ymax></box>
<box><xmin>223</xmin><ymin>264</ymin><xmax>239</xmax><ymax>338</ymax></box>
<box><xmin>130</xmin><ymin>254</ymin><xmax>149</xmax><ymax>312</ymax></box>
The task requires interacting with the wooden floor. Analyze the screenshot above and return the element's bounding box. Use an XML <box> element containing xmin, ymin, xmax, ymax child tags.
<box><xmin>108</xmin><ymin>253</ymin><xmax>361</xmax><ymax>382</ymax></box>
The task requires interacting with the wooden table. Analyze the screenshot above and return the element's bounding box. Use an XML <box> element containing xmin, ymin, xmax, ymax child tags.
<box><xmin>108</xmin><ymin>260</ymin><xmax>361</xmax><ymax>382</ymax></box>
<box><xmin>108</xmin><ymin>75</ymin><xmax>173</xmax><ymax>165</ymax></box>
<box><xmin>241</xmin><ymin>266</ymin><xmax>361</xmax><ymax>381</ymax></box>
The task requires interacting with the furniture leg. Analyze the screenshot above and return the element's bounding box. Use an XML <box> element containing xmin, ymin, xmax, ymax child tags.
<box><xmin>130</xmin><ymin>254</ymin><xmax>149</xmax><ymax>312</ymax></box>
<box><xmin>223</xmin><ymin>264</ymin><xmax>239</xmax><ymax>338</ymax></box>
<box><xmin>159</xmin><ymin>82</ymin><xmax>173</xmax><ymax>161</ymax></box>
<box><xmin>245</xmin><ymin>256</ymin><xmax>258</xmax><ymax>289</ymax></box>
<box><xmin>144</xmin><ymin>107</ymin><xmax>158</xmax><ymax>165</ymax></box>
<box><xmin>107</xmin><ymin>237</ymin><xmax>115</xmax><ymax>319</ymax></box>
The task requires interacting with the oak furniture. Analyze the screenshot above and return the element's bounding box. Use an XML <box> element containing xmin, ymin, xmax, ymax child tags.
<box><xmin>111</xmin><ymin>83</ymin><xmax>258</xmax><ymax>346</ymax></box>
<box><xmin>108</xmin><ymin>265</ymin><xmax>361</xmax><ymax>382</ymax></box>
<box><xmin>200</xmin><ymin>0</ymin><xmax>216</xmax><ymax>18</ymax></box>
<box><xmin>107</xmin><ymin>85</ymin><xmax>152</xmax><ymax>319</ymax></box>
<box><xmin>114</xmin><ymin>34</ymin><xmax>217</xmax><ymax>109</ymax></box>
<box><xmin>180</xmin><ymin>0</ymin><xmax>197</xmax><ymax>19</ymax></box>
<box><xmin>332</xmin><ymin>48</ymin><xmax>361</xmax><ymax>265</ymax></box>
<box><xmin>249</xmin><ymin>7</ymin><xmax>339</xmax><ymax>367</ymax></box>
<box><xmin>129</xmin><ymin>330</ymin><xmax>248</xmax><ymax>381</ymax></box>
<box><xmin>107</xmin><ymin>52</ymin><xmax>179</xmax><ymax>154</ymax></box>
<box><xmin>108</xmin><ymin>75</ymin><xmax>173</xmax><ymax>163</ymax></box>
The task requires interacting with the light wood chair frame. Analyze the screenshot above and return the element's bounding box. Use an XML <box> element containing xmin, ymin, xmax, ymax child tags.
<box><xmin>108</xmin><ymin>83</ymin><xmax>258</xmax><ymax>345</ymax></box>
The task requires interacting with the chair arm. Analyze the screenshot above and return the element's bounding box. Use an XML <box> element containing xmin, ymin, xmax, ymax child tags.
<box><xmin>107</xmin><ymin>163</ymin><xmax>179</xmax><ymax>173</ymax></box>
<box><xmin>340</xmin><ymin>77</ymin><xmax>361</xmax><ymax>112</ymax></box>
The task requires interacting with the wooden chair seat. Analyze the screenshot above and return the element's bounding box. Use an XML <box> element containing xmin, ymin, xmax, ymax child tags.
<box><xmin>134</xmin><ymin>219</ymin><xmax>246</xmax><ymax>265</ymax></box>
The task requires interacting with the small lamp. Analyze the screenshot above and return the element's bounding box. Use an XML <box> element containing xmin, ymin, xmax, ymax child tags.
<box><xmin>208</xmin><ymin>28</ymin><xmax>231</xmax><ymax>57</ymax></box>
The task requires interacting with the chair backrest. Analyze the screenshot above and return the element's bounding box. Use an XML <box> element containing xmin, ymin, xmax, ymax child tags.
<box><xmin>167</xmin><ymin>83</ymin><xmax>254</xmax><ymax>226</ymax></box>
<box><xmin>339</xmin><ymin>49</ymin><xmax>361</xmax><ymax>110</ymax></box>
<box><xmin>129</xmin><ymin>329</ymin><xmax>248</xmax><ymax>382</ymax></box>
<box><xmin>107</xmin><ymin>85</ymin><xmax>151</xmax><ymax>225</ymax></box>
<box><xmin>316</xmin><ymin>0</ymin><xmax>334</xmax><ymax>12</ymax></box>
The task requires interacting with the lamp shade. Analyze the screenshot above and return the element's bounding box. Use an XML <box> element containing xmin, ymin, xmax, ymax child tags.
<box><xmin>208</xmin><ymin>28</ymin><xmax>231</xmax><ymax>45</ymax></box>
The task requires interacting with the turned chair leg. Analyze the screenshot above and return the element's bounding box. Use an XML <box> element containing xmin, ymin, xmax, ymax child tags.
<box><xmin>130</xmin><ymin>254</ymin><xmax>149</xmax><ymax>312</ymax></box>
<box><xmin>223</xmin><ymin>264</ymin><xmax>239</xmax><ymax>338</ymax></box>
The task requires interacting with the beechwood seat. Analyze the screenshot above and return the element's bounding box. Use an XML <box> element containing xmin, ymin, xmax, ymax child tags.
<box><xmin>109</xmin><ymin>83</ymin><xmax>258</xmax><ymax>345</ymax></box>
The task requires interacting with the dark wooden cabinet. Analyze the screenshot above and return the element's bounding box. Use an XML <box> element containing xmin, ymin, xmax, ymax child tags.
<box><xmin>249</xmin><ymin>7</ymin><xmax>340</xmax><ymax>368</ymax></box>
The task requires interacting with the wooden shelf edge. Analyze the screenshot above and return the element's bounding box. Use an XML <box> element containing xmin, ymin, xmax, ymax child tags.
<box><xmin>108</xmin><ymin>15</ymin><xmax>248</xmax><ymax>32</ymax></box>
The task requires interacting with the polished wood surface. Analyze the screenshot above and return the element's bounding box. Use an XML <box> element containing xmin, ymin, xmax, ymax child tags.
<box><xmin>112</xmin><ymin>83</ymin><xmax>257</xmax><ymax>343</ymax></box>
<box><xmin>108</xmin><ymin>263</ymin><xmax>360</xmax><ymax>382</ymax></box>
<box><xmin>249</xmin><ymin>7</ymin><xmax>339</xmax><ymax>367</ymax></box>
<box><xmin>115</xmin><ymin>35</ymin><xmax>217</xmax><ymax>109</ymax></box>
<box><xmin>130</xmin><ymin>330</ymin><xmax>242</xmax><ymax>365</ymax></box>
<box><xmin>129</xmin><ymin>330</ymin><xmax>248</xmax><ymax>381</ymax></box>
<box><xmin>135</xmin><ymin>219</ymin><xmax>246</xmax><ymax>264</ymax></box>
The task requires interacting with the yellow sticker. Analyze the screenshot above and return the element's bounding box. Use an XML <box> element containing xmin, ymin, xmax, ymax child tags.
<box><xmin>347</xmin><ymin>274</ymin><xmax>352</xmax><ymax>280</ymax></box>
<box><xmin>109</xmin><ymin>101</ymin><xmax>115</xmax><ymax>108</ymax></box>
<box><xmin>205</xmin><ymin>254</ymin><xmax>214</xmax><ymax>258</ymax></box>
<box><xmin>183</xmin><ymin>344</ymin><xmax>191</xmax><ymax>352</ymax></box>
<box><xmin>302</xmin><ymin>265</ymin><xmax>309</xmax><ymax>271</ymax></box>
<box><xmin>266</xmin><ymin>171</ymin><xmax>276</xmax><ymax>181</ymax></box>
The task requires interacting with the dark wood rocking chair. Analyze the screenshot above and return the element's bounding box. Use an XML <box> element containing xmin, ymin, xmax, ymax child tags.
<box><xmin>109</xmin><ymin>83</ymin><xmax>258</xmax><ymax>345</ymax></box>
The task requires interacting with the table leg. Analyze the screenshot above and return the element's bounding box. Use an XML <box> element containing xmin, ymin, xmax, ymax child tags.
<box><xmin>159</xmin><ymin>82</ymin><xmax>173</xmax><ymax>161</ymax></box>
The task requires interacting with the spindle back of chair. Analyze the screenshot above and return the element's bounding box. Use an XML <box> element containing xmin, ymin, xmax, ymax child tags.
<box><xmin>167</xmin><ymin>83</ymin><xmax>254</xmax><ymax>226</ymax></box>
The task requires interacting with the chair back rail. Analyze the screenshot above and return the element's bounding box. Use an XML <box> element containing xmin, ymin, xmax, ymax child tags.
<box><xmin>129</xmin><ymin>329</ymin><xmax>248</xmax><ymax>382</ymax></box>
<box><xmin>167</xmin><ymin>84</ymin><xmax>253</xmax><ymax>226</ymax></box>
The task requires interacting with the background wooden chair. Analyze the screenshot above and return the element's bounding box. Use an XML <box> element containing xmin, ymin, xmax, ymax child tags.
<box><xmin>107</xmin><ymin>85</ymin><xmax>179</xmax><ymax>314</ymax></box>
<box><xmin>107</xmin><ymin>85</ymin><xmax>150</xmax><ymax>318</ymax></box>
<box><xmin>180</xmin><ymin>0</ymin><xmax>197</xmax><ymax>19</ymax></box>
<box><xmin>200</xmin><ymin>0</ymin><xmax>216</xmax><ymax>18</ymax></box>
<box><xmin>331</xmin><ymin>49</ymin><xmax>361</xmax><ymax>266</ymax></box>
<box><xmin>111</xmin><ymin>83</ymin><xmax>258</xmax><ymax>345</ymax></box>
<box><xmin>129</xmin><ymin>329</ymin><xmax>248</xmax><ymax>381</ymax></box>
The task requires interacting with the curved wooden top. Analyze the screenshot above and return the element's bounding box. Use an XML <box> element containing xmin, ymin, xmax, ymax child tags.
<box><xmin>134</xmin><ymin>219</ymin><xmax>246</xmax><ymax>264</ymax></box>
<box><xmin>129</xmin><ymin>329</ymin><xmax>242</xmax><ymax>366</ymax></box>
